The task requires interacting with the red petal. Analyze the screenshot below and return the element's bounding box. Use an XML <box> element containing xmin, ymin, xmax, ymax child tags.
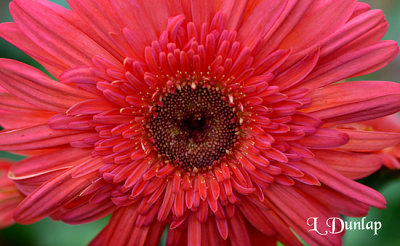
<box><xmin>10</xmin><ymin>0</ymin><xmax>120</xmax><ymax>67</ymax></box>
<box><xmin>296</xmin><ymin>158</ymin><xmax>386</xmax><ymax>209</ymax></box>
<box><xmin>299</xmin><ymin>41</ymin><xmax>398</xmax><ymax>90</ymax></box>
<box><xmin>0</xmin><ymin>59</ymin><xmax>93</xmax><ymax>113</ymax></box>
<box><xmin>306</xmin><ymin>81</ymin><xmax>400</xmax><ymax>125</ymax></box>
<box><xmin>338</xmin><ymin>129</ymin><xmax>400</xmax><ymax>152</ymax></box>
<box><xmin>314</xmin><ymin>150</ymin><xmax>381</xmax><ymax>179</ymax></box>
<box><xmin>296</xmin><ymin>128</ymin><xmax>349</xmax><ymax>149</ymax></box>
<box><xmin>14</xmin><ymin>168</ymin><xmax>98</xmax><ymax>224</ymax></box>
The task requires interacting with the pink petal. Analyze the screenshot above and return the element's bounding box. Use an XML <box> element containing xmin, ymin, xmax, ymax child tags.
<box><xmin>0</xmin><ymin>59</ymin><xmax>94</xmax><ymax>113</ymax></box>
<box><xmin>296</xmin><ymin>158</ymin><xmax>386</xmax><ymax>209</ymax></box>
<box><xmin>350</xmin><ymin>2</ymin><xmax>371</xmax><ymax>18</ymax></box>
<box><xmin>59</xmin><ymin>66</ymin><xmax>101</xmax><ymax>85</ymax></box>
<box><xmin>298</xmin><ymin>41</ymin><xmax>399</xmax><ymax>90</ymax></box>
<box><xmin>297</xmin><ymin>183</ymin><xmax>369</xmax><ymax>217</ymax></box>
<box><xmin>0</xmin><ymin>22</ymin><xmax>66</xmax><ymax>77</ymax></box>
<box><xmin>14</xmin><ymin>168</ymin><xmax>98</xmax><ymax>224</ymax></box>
<box><xmin>338</xmin><ymin>129</ymin><xmax>400</xmax><ymax>152</ymax></box>
<box><xmin>188</xmin><ymin>213</ymin><xmax>202</xmax><ymax>246</ymax></box>
<box><xmin>10</xmin><ymin>147</ymin><xmax>89</xmax><ymax>177</ymax></box>
<box><xmin>215</xmin><ymin>0</ymin><xmax>248</xmax><ymax>30</ymax></box>
<box><xmin>296</xmin><ymin>128</ymin><xmax>349</xmax><ymax>149</ymax></box>
<box><xmin>280</xmin><ymin>0</ymin><xmax>356</xmax><ymax>54</ymax></box>
<box><xmin>362</xmin><ymin>114</ymin><xmax>400</xmax><ymax>132</ymax></box>
<box><xmin>320</xmin><ymin>10</ymin><xmax>386</xmax><ymax>58</ymax></box>
<box><xmin>0</xmin><ymin>124</ymin><xmax>96</xmax><ymax>151</ymax></box>
<box><xmin>0</xmin><ymin>110</ymin><xmax>54</xmax><ymax>129</ymax></box>
<box><xmin>313</xmin><ymin>150</ymin><xmax>382</xmax><ymax>179</ymax></box>
<box><xmin>10</xmin><ymin>0</ymin><xmax>120</xmax><ymax>67</ymax></box>
<box><xmin>111</xmin><ymin>0</ymin><xmax>168</xmax><ymax>58</ymax></box>
<box><xmin>256</xmin><ymin>0</ymin><xmax>313</xmax><ymax>56</ymax></box>
<box><xmin>238</xmin><ymin>0</ymin><xmax>288</xmax><ymax>50</ymax></box>
<box><xmin>91</xmin><ymin>204</ymin><xmax>164</xmax><ymax>246</ymax></box>
<box><xmin>265</xmin><ymin>184</ymin><xmax>342</xmax><ymax>246</ymax></box>
<box><xmin>271</xmin><ymin>49</ymin><xmax>319</xmax><ymax>90</ymax></box>
<box><xmin>189</xmin><ymin>0</ymin><xmax>213</xmax><ymax>27</ymax></box>
<box><xmin>67</xmin><ymin>99</ymin><xmax>114</xmax><ymax>116</ymax></box>
<box><xmin>66</xmin><ymin>0</ymin><xmax>124</xmax><ymax>61</ymax></box>
<box><xmin>60</xmin><ymin>200</ymin><xmax>116</xmax><ymax>224</ymax></box>
<box><xmin>307</xmin><ymin>81</ymin><xmax>400</xmax><ymax>125</ymax></box>
<box><xmin>228</xmin><ymin>211</ymin><xmax>252</xmax><ymax>246</ymax></box>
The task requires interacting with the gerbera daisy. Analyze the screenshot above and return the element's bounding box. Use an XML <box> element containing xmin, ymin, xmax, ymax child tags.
<box><xmin>0</xmin><ymin>0</ymin><xmax>399</xmax><ymax>245</ymax></box>
<box><xmin>0</xmin><ymin>159</ymin><xmax>23</xmax><ymax>228</ymax></box>
<box><xmin>336</xmin><ymin>114</ymin><xmax>400</xmax><ymax>170</ymax></box>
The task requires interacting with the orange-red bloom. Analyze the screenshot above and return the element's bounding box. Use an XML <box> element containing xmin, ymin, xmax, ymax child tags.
<box><xmin>0</xmin><ymin>0</ymin><xmax>399</xmax><ymax>245</ymax></box>
<box><xmin>0</xmin><ymin>159</ymin><xmax>23</xmax><ymax>228</ymax></box>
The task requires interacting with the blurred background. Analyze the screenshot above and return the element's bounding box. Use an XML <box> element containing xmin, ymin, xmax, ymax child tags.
<box><xmin>0</xmin><ymin>0</ymin><xmax>399</xmax><ymax>245</ymax></box>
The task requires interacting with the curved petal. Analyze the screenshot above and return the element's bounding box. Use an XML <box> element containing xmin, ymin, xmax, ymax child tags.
<box><xmin>214</xmin><ymin>0</ymin><xmax>248</xmax><ymax>30</ymax></box>
<box><xmin>90</xmin><ymin>205</ymin><xmax>165</xmax><ymax>246</ymax></box>
<box><xmin>0</xmin><ymin>22</ymin><xmax>66</xmax><ymax>77</ymax></box>
<box><xmin>295</xmin><ymin>158</ymin><xmax>386</xmax><ymax>209</ymax></box>
<box><xmin>313</xmin><ymin>150</ymin><xmax>382</xmax><ymax>179</ymax></box>
<box><xmin>66</xmin><ymin>0</ymin><xmax>125</xmax><ymax>61</ymax></box>
<box><xmin>264</xmin><ymin>184</ymin><xmax>342</xmax><ymax>246</ymax></box>
<box><xmin>0</xmin><ymin>124</ymin><xmax>96</xmax><ymax>151</ymax></box>
<box><xmin>0</xmin><ymin>59</ymin><xmax>95</xmax><ymax>113</ymax></box>
<box><xmin>280</xmin><ymin>0</ymin><xmax>356</xmax><ymax>54</ymax></box>
<box><xmin>305</xmin><ymin>81</ymin><xmax>400</xmax><ymax>125</ymax></box>
<box><xmin>14</xmin><ymin>168</ymin><xmax>98</xmax><ymax>224</ymax></box>
<box><xmin>59</xmin><ymin>200</ymin><xmax>117</xmax><ymax>224</ymax></box>
<box><xmin>295</xmin><ymin>128</ymin><xmax>349</xmax><ymax>149</ymax></box>
<box><xmin>238</xmin><ymin>0</ymin><xmax>288</xmax><ymax>50</ymax></box>
<box><xmin>338</xmin><ymin>129</ymin><xmax>400</xmax><ymax>152</ymax></box>
<box><xmin>319</xmin><ymin>10</ymin><xmax>386</xmax><ymax>59</ymax></box>
<box><xmin>298</xmin><ymin>41</ymin><xmax>399</xmax><ymax>90</ymax></box>
<box><xmin>10</xmin><ymin>0</ymin><xmax>120</xmax><ymax>68</ymax></box>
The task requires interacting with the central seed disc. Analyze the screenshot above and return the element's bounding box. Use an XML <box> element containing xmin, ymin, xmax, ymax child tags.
<box><xmin>149</xmin><ymin>84</ymin><xmax>239</xmax><ymax>171</ymax></box>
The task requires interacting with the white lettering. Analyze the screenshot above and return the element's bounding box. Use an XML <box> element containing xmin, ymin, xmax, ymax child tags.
<box><xmin>326</xmin><ymin>217</ymin><xmax>344</xmax><ymax>234</ymax></box>
<box><xmin>307</xmin><ymin>217</ymin><xmax>328</xmax><ymax>235</ymax></box>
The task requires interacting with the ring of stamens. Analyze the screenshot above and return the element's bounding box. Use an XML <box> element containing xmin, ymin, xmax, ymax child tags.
<box><xmin>149</xmin><ymin>83</ymin><xmax>239</xmax><ymax>171</ymax></box>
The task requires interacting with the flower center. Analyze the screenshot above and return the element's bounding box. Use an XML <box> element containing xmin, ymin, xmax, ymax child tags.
<box><xmin>149</xmin><ymin>84</ymin><xmax>239</xmax><ymax>171</ymax></box>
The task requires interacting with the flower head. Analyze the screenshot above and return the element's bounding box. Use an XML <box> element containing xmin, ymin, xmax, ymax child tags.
<box><xmin>0</xmin><ymin>0</ymin><xmax>399</xmax><ymax>245</ymax></box>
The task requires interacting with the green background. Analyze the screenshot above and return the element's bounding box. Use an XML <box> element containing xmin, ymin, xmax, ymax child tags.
<box><xmin>0</xmin><ymin>0</ymin><xmax>399</xmax><ymax>245</ymax></box>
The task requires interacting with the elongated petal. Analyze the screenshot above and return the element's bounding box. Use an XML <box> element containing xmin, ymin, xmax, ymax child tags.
<box><xmin>65</xmin><ymin>0</ymin><xmax>124</xmax><ymax>61</ymax></box>
<box><xmin>60</xmin><ymin>200</ymin><xmax>117</xmax><ymax>224</ymax></box>
<box><xmin>320</xmin><ymin>10</ymin><xmax>386</xmax><ymax>58</ymax></box>
<box><xmin>296</xmin><ymin>158</ymin><xmax>386</xmax><ymax>209</ymax></box>
<box><xmin>305</xmin><ymin>81</ymin><xmax>400</xmax><ymax>125</ymax></box>
<box><xmin>296</xmin><ymin>128</ymin><xmax>349</xmax><ymax>149</ymax></box>
<box><xmin>296</xmin><ymin>183</ymin><xmax>369</xmax><ymax>217</ymax></box>
<box><xmin>0</xmin><ymin>59</ymin><xmax>94</xmax><ymax>113</ymax></box>
<box><xmin>9</xmin><ymin>147</ymin><xmax>91</xmax><ymax>180</ymax></box>
<box><xmin>313</xmin><ymin>150</ymin><xmax>382</xmax><ymax>179</ymax></box>
<box><xmin>280</xmin><ymin>0</ymin><xmax>356</xmax><ymax>54</ymax></box>
<box><xmin>0</xmin><ymin>22</ymin><xmax>66</xmax><ymax>77</ymax></box>
<box><xmin>264</xmin><ymin>184</ymin><xmax>342</xmax><ymax>246</ymax></box>
<box><xmin>14</xmin><ymin>168</ymin><xmax>98</xmax><ymax>224</ymax></box>
<box><xmin>338</xmin><ymin>129</ymin><xmax>400</xmax><ymax>152</ymax></box>
<box><xmin>257</xmin><ymin>0</ymin><xmax>313</xmax><ymax>56</ymax></box>
<box><xmin>271</xmin><ymin>49</ymin><xmax>319</xmax><ymax>90</ymax></box>
<box><xmin>216</xmin><ymin>0</ymin><xmax>248</xmax><ymax>30</ymax></box>
<box><xmin>0</xmin><ymin>124</ymin><xmax>96</xmax><ymax>151</ymax></box>
<box><xmin>10</xmin><ymin>0</ymin><xmax>120</xmax><ymax>67</ymax></box>
<box><xmin>299</xmin><ymin>41</ymin><xmax>399</xmax><ymax>90</ymax></box>
<box><xmin>238</xmin><ymin>0</ymin><xmax>288</xmax><ymax>50</ymax></box>
<box><xmin>90</xmin><ymin>205</ymin><xmax>164</xmax><ymax>246</ymax></box>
